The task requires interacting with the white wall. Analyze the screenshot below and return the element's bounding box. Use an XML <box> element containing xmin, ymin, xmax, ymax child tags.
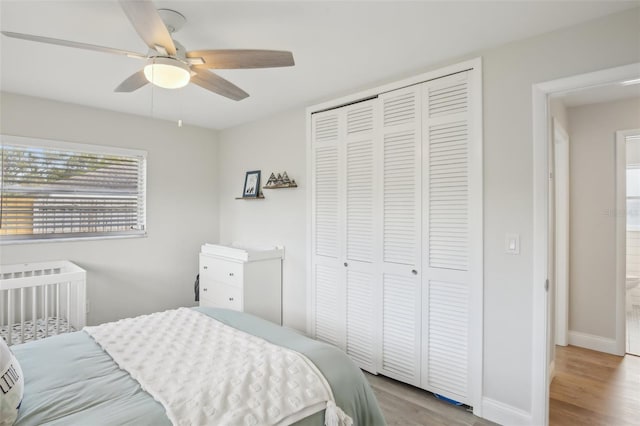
<box><xmin>217</xmin><ymin>7</ymin><xmax>640</xmax><ymax>421</ymax></box>
<box><xmin>0</xmin><ymin>92</ymin><xmax>219</xmax><ymax>326</ymax></box>
<box><xmin>568</xmin><ymin>97</ymin><xmax>640</xmax><ymax>339</ymax></box>
<box><xmin>217</xmin><ymin>108</ymin><xmax>307</xmax><ymax>330</ymax></box>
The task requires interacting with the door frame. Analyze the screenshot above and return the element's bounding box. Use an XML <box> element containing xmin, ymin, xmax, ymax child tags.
<box><xmin>616</xmin><ymin>128</ymin><xmax>640</xmax><ymax>355</ymax></box>
<box><xmin>531</xmin><ymin>62</ymin><xmax>640</xmax><ymax>426</ymax></box>
<box><xmin>553</xmin><ymin>119</ymin><xmax>570</xmax><ymax>347</ymax></box>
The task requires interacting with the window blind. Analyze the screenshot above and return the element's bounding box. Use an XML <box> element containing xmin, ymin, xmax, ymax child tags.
<box><xmin>1</xmin><ymin>137</ymin><xmax>146</xmax><ymax>241</ymax></box>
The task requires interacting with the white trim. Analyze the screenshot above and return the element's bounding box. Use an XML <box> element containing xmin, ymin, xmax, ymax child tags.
<box><xmin>553</xmin><ymin>119</ymin><xmax>570</xmax><ymax>347</ymax></box>
<box><xmin>469</xmin><ymin>58</ymin><xmax>484</xmax><ymax>417</ymax></box>
<box><xmin>305</xmin><ymin>109</ymin><xmax>314</xmax><ymax>337</ymax></box>
<box><xmin>531</xmin><ymin>62</ymin><xmax>640</xmax><ymax>426</ymax></box>
<box><xmin>306</xmin><ymin>58</ymin><xmax>480</xmax><ymax>115</ymax></box>
<box><xmin>0</xmin><ymin>233</ymin><xmax>146</xmax><ymax>245</ymax></box>
<box><xmin>616</xmin><ymin>129</ymin><xmax>640</xmax><ymax>356</ymax></box>
<box><xmin>0</xmin><ymin>134</ymin><xmax>147</xmax><ymax>157</ymax></box>
<box><xmin>531</xmin><ymin>63</ymin><xmax>640</xmax><ymax>97</ymax></box>
<box><xmin>482</xmin><ymin>397</ymin><xmax>533</xmax><ymax>426</ymax></box>
<box><xmin>616</xmin><ymin>130</ymin><xmax>627</xmax><ymax>357</ymax></box>
<box><xmin>568</xmin><ymin>330</ymin><xmax>619</xmax><ymax>355</ymax></box>
<box><xmin>531</xmin><ymin>81</ymin><xmax>550</xmax><ymax>426</ymax></box>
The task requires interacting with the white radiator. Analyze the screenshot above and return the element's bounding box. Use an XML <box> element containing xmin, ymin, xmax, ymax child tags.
<box><xmin>0</xmin><ymin>260</ymin><xmax>86</xmax><ymax>346</ymax></box>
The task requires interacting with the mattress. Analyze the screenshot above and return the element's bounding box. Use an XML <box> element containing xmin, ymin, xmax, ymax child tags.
<box><xmin>12</xmin><ymin>307</ymin><xmax>386</xmax><ymax>425</ymax></box>
<box><xmin>0</xmin><ymin>316</ymin><xmax>74</xmax><ymax>345</ymax></box>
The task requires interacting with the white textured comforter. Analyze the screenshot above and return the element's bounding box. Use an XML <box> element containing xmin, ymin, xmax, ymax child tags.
<box><xmin>84</xmin><ymin>308</ymin><xmax>351</xmax><ymax>426</ymax></box>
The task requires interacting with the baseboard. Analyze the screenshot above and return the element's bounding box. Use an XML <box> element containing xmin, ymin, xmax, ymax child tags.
<box><xmin>568</xmin><ymin>330</ymin><xmax>620</xmax><ymax>355</ymax></box>
<box><xmin>549</xmin><ymin>359</ymin><xmax>556</xmax><ymax>383</ymax></box>
<box><xmin>482</xmin><ymin>397</ymin><xmax>532</xmax><ymax>426</ymax></box>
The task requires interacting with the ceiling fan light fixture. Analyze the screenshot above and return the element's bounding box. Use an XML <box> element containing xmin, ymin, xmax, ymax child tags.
<box><xmin>143</xmin><ymin>57</ymin><xmax>190</xmax><ymax>89</ymax></box>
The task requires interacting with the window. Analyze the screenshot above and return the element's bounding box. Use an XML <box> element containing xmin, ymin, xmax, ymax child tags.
<box><xmin>1</xmin><ymin>136</ymin><xmax>146</xmax><ymax>242</ymax></box>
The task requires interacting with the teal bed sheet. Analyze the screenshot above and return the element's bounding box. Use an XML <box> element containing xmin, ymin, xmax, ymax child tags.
<box><xmin>12</xmin><ymin>307</ymin><xmax>385</xmax><ymax>426</ymax></box>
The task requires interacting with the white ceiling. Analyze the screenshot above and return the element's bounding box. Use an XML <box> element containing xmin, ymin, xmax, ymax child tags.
<box><xmin>1</xmin><ymin>1</ymin><xmax>638</xmax><ymax>130</ymax></box>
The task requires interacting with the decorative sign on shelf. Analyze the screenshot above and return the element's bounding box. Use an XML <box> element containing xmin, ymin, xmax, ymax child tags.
<box><xmin>264</xmin><ymin>171</ymin><xmax>298</xmax><ymax>189</ymax></box>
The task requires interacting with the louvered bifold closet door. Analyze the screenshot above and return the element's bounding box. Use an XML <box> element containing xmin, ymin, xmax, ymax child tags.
<box><xmin>421</xmin><ymin>71</ymin><xmax>473</xmax><ymax>404</ymax></box>
<box><xmin>311</xmin><ymin>111</ymin><xmax>345</xmax><ymax>348</ymax></box>
<box><xmin>378</xmin><ymin>86</ymin><xmax>422</xmax><ymax>386</ymax></box>
<box><xmin>344</xmin><ymin>100</ymin><xmax>380</xmax><ymax>373</ymax></box>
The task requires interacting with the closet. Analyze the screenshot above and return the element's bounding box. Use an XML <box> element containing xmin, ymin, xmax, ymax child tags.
<box><xmin>309</xmin><ymin>62</ymin><xmax>482</xmax><ymax>408</ymax></box>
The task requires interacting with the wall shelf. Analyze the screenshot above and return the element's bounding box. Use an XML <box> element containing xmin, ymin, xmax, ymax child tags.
<box><xmin>235</xmin><ymin>195</ymin><xmax>265</xmax><ymax>200</ymax></box>
<box><xmin>262</xmin><ymin>186</ymin><xmax>298</xmax><ymax>190</ymax></box>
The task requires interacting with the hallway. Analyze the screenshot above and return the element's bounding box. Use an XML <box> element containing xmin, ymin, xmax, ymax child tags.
<box><xmin>550</xmin><ymin>345</ymin><xmax>640</xmax><ymax>425</ymax></box>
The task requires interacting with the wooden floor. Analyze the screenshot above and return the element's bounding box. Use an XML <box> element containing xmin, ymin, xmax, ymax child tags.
<box><xmin>364</xmin><ymin>346</ymin><xmax>639</xmax><ymax>425</ymax></box>
<box><xmin>550</xmin><ymin>345</ymin><xmax>640</xmax><ymax>426</ymax></box>
<box><xmin>365</xmin><ymin>373</ymin><xmax>496</xmax><ymax>426</ymax></box>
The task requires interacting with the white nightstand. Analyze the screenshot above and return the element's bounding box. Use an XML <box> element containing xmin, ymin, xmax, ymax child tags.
<box><xmin>199</xmin><ymin>244</ymin><xmax>284</xmax><ymax>325</ymax></box>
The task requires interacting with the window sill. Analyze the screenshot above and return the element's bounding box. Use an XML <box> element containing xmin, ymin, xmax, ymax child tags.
<box><xmin>0</xmin><ymin>233</ymin><xmax>148</xmax><ymax>245</ymax></box>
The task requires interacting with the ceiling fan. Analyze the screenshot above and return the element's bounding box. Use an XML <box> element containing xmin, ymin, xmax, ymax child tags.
<box><xmin>1</xmin><ymin>0</ymin><xmax>295</xmax><ymax>101</ymax></box>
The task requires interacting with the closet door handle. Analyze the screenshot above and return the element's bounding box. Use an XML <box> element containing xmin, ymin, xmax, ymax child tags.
<box><xmin>344</xmin><ymin>262</ymin><xmax>348</xmax><ymax>267</ymax></box>
<box><xmin>229</xmin><ymin>297</ymin><xmax>234</xmax><ymax>301</ymax></box>
<box><xmin>203</xmin><ymin>288</ymin><xmax>208</xmax><ymax>292</ymax></box>
<box><xmin>229</xmin><ymin>272</ymin><xmax>234</xmax><ymax>276</ymax></box>
<box><xmin>411</xmin><ymin>269</ymin><xmax>418</xmax><ymax>275</ymax></box>
<box><xmin>203</xmin><ymin>266</ymin><xmax>208</xmax><ymax>270</ymax></box>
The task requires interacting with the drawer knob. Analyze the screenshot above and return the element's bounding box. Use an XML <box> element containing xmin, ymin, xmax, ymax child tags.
<box><xmin>203</xmin><ymin>266</ymin><xmax>208</xmax><ymax>270</ymax></box>
<box><xmin>229</xmin><ymin>297</ymin><xmax>234</xmax><ymax>301</ymax></box>
<box><xmin>344</xmin><ymin>262</ymin><xmax>348</xmax><ymax>267</ymax></box>
<box><xmin>203</xmin><ymin>288</ymin><xmax>208</xmax><ymax>292</ymax></box>
<box><xmin>411</xmin><ymin>269</ymin><xmax>418</xmax><ymax>275</ymax></box>
<box><xmin>229</xmin><ymin>272</ymin><xmax>234</xmax><ymax>276</ymax></box>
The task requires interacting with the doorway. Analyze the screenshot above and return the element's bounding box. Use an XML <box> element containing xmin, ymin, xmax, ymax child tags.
<box><xmin>551</xmin><ymin>91</ymin><xmax>639</xmax><ymax>357</ymax></box>
<box><xmin>531</xmin><ymin>63</ymin><xmax>640</xmax><ymax>426</ymax></box>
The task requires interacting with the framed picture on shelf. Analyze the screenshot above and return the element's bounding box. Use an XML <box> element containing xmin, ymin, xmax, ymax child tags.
<box><xmin>242</xmin><ymin>170</ymin><xmax>261</xmax><ymax>198</ymax></box>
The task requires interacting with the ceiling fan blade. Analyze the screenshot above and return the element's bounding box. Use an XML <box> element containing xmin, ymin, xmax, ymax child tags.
<box><xmin>190</xmin><ymin>70</ymin><xmax>249</xmax><ymax>101</ymax></box>
<box><xmin>118</xmin><ymin>0</ymin><xmax>176</xmax><ymax>56</ymax></box>
<box><xmin>187</xmin><ymin>50</ymin><xmax>294</xmax><ymax>69</ymax></box>
<box><xmin>1</xmin><ymin>31</ymin><xmax>147</xmax><ymax>59</ymax></box>
<box><xmin>114</xmin><ymin>70</ymin><xmax>149</xmax><ymax>92</ymax></box>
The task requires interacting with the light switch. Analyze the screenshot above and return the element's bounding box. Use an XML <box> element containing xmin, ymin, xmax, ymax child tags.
<box><xmin>505</xmin><ymin>233</ymin><xmax>520</xmax><ymax>255</ymax></box>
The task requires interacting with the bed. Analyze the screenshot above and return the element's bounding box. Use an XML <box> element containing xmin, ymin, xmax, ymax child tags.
<box><xmin>11</xmin><ymin>307</ymin><xmax>386</xmax><ymax>426</ymax></box>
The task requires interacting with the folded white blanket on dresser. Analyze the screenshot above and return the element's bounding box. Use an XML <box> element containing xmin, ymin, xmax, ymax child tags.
<box><xmin>84</xmin><ymin>308</ymin><xmax>352</xmax><ymax>426</ymax></box>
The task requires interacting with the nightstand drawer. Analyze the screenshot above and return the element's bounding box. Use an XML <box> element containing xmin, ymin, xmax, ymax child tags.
<box><xmin>200</xmin><ymin>281</ymin><xmax>242</xmax><ymax>311</ymax></box>
<box><xmin>200</xmin><ymin>256</ymin><xmax>243</xmax><ymax>287</ymax></box>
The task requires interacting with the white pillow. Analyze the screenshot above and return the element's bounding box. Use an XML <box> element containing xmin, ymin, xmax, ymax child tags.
<box><xmin>0</xmin><ymin>338</ymin><xmax>23</xmax><ymax>426</ymax></box>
